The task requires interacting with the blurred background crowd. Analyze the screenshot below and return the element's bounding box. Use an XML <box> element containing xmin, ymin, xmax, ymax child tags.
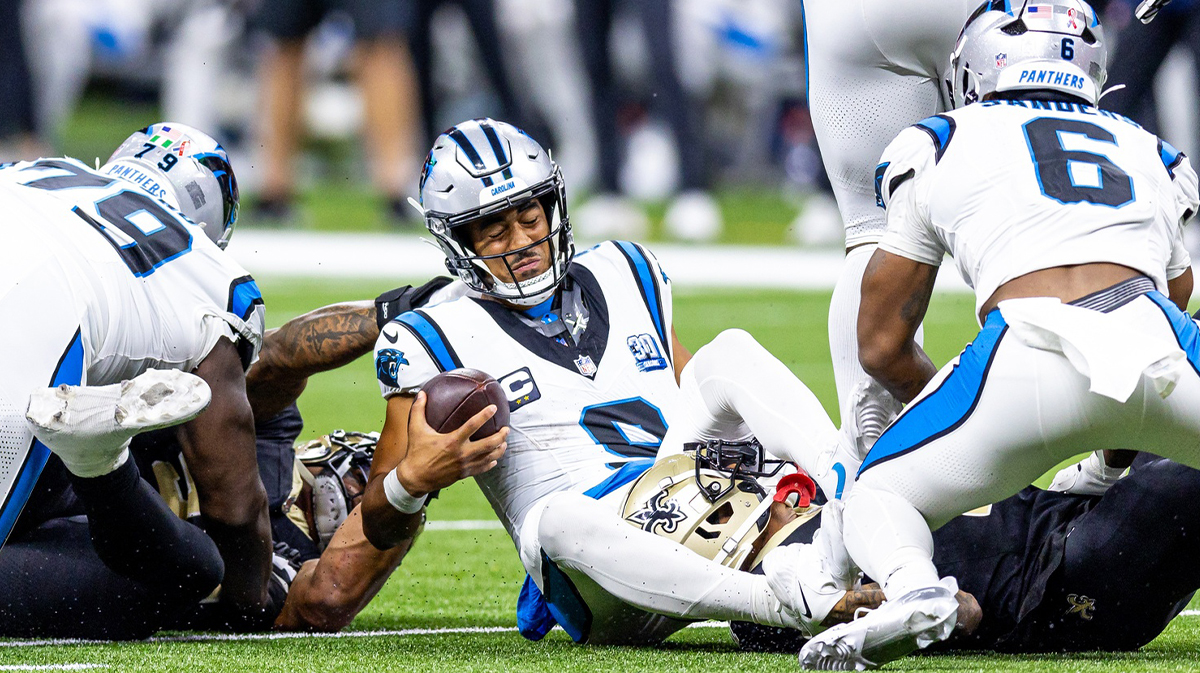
<box><xmin>0</xmin><ymin>0</ymin><xmax>1197</xmax><ymax>248</ymax></box>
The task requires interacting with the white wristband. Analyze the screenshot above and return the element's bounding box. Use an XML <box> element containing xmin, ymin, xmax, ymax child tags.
<box><xmin>383</xmin><ymin>469</ymin><xmax>428</xmax><ymax>514</ymax></box>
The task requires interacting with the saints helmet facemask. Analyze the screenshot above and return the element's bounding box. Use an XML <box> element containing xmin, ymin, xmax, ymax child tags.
<box><xmin>412</xmin><ymin>118</ymin><xmax>573</xmax><ymax>307</ymax></box>
<box><xmin>104</xmin><ymin>122</ymin><xmax>240</xmax><ymax>248</ymax></box>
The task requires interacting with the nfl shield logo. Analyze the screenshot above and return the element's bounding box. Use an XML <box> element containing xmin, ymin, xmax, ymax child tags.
<box><xmin>995</xmin><ymin>52</ymin><xmax>1007</xmax><ymax>68</ymax></box>
<box><xmin>574</xmin><ymin>354</ymin><xmax>597</xmax><ymax>377</ymax></box>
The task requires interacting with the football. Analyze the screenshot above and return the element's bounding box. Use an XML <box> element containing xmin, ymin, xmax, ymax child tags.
<box><xmin>421</xmin><ymin>368</ymin><xmax>510</xmax><ymax>440</ymax></box>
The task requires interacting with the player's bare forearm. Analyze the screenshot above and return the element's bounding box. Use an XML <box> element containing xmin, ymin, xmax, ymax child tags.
<box><xmin>858</xmin><ymin>250</ymin><xmax>940</xmax><ymax>403</ymax></box>
<box><xmin>363</xmin><ymin>392</ymin><xmax>506</xmax><ymax>549</ymax></box>
<box><xmin>363</xmin><ymin>394</ymin><xmax>421</xmax><ymax>549</ymax></box>
<box><xmin>276</xmin><ymin>506</ymin><xmax>418</xmax><ymax>631</ymax></box>
<box><xmin>247</xmin><ymin>301</ymin><xmax>378</xmax><ymax>419</ymax></box>
<box><xmin>185</xmin><ymin>338</ymin><xmax>273</xmax><ymax>619</ymax></box>
<box><xmin>1168</xmin><ymin>267</ymin><xmax>1193</xmax><ymax>312</ymax></box>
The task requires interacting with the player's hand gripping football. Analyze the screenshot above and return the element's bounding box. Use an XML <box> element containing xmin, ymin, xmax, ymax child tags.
<box><xmin>395</xmin><ymin>390</ymin><xmax>509</xmax><ymax>496</ymax></box>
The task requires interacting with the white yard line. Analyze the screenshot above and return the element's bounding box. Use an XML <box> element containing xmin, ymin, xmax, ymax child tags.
<box><xmin>0</xmin><ymin>666</ymin><xmax>108</xmax><ymax>670</ymax></box>
<box><xmin>0</xmin><ymin>622</ymin><xmax>732</xmax><ymax>649</ymax></box>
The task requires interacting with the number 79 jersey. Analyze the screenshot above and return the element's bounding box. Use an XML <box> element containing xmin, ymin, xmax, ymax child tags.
<box><xmin>374</xmin><ymin>241</ymin><xmax>680</xmax><ymax>544</ymax></box>
<box><xmin>875</xmin><ymin>100</ymin><xmax>1199</xmax><ymax>319</ymax></box>
<box><xmin>0</xmin><ymin>158</ymin><xmax>264</xmax><ymax>383</ymax></box>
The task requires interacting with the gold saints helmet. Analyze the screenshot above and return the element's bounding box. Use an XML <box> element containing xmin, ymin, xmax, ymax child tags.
<box><xmin>621</xmin><ymin>439</ymin><xmax>791</xmax><ymax>571</ymax></box>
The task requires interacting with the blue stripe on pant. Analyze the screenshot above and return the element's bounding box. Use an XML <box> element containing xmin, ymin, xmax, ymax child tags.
<box><xmin>859</xmin><ymin>311</ymin><xmax>1009</xmax><ymax>476</ymax></box>
<box><xmin>0</xmin><ymin>329</ymin><xmax>85</xmax><ymax>547</ymax></box>
<box><xmin>516</xmin><ymin>459</ymin><xmax>654</xmax><ymax>642</ymax></box>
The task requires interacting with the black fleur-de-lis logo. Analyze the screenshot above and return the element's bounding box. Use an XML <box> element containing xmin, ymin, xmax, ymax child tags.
<box><xmin>626</xmin><ymin>490</ymin><xmax>686</xmax><ymax>534</ymax></box>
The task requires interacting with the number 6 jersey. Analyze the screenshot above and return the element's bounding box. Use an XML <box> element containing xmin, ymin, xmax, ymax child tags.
<box><xmin>0</xmin><ymin>157</ymin><xmax>264</xmax><ymax>382</ymax></box>
<box><xmin>875</xmin><ymin>99</ymin><xmax>1198</xmax><ymax>319</ymax></box>
<box><xmin>374</xmin><ymin>241</ymin><xmax>680</xmax><ymax>546</ymax></box>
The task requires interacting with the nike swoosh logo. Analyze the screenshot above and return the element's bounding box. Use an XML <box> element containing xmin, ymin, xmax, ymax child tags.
<box><xmin>383</xmin><ymin>329</ymin><xmax>398</xmax><ymax>344</ymax></box>
<box><xmin>799</xmin><ymin>586</ymin><xmax>812</xmax><ymax>619</ymax></box>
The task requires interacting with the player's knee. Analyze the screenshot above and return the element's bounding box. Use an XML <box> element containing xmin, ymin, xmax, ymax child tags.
<box><xmin>538</xmin><ymin>493</ymin><xmax>603</xmax><ymax>558</ymax></box>
<box><xmin>694</xmin><ymin>329</ymin><xmax>766</xmax><ymax>374</ymax></box>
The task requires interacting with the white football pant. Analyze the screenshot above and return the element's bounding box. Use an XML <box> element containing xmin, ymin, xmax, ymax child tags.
<box><xmin>841</xmin><ymin>294</ymin><xmax>1200</xmax><ymax>600</ymax></box>
<box><xmin>517</xmin><ymin>328</ymin><xmax>847</xmax><ymax>643</ymax></box>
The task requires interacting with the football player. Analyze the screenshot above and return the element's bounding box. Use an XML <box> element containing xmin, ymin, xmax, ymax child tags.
<box><xmin>359</xmin><ymin>118</ymin><xmax>868</xmax><ymax>644</ymax></box>
<box><xmin>801</xmin><ymin>1</ymin><xmax>1200</xmax><ymax>668</ymax></box>
<box><xmin>0</xmin><ymin>124</ymin><xmax>275</xmax><ymax>638</ymax></box>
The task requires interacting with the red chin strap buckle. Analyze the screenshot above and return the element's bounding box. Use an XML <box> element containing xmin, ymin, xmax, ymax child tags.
<box><xmin>773</xmin><ymin>469</ymin><xmax>817</xmax><ymax>508</ymax></box>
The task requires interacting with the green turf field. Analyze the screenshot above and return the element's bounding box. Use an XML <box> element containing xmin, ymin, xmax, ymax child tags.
<box><xmin>2</xmin><ymin>278</ymin><xmax>1196</xmax><ymax>672</ymax></box>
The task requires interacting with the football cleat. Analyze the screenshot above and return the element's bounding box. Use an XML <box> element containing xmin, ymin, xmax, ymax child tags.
<box><xmin>799</xmin><ymin>577</ymin><xmax>960</xmax><ymax>670</ymax></box>
<box><xmin>762</xmin><ymin>542</ymin><xmax>852</xmax><ymax>637</ymax></box>
<box><xmin>26</xmin><ymin>369</ymin><xmax>211</xmax><ymax>478</ymax></box>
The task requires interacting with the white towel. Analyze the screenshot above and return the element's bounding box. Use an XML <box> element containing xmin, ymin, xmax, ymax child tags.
<box><xmin>998</xmin><ymin>296</ymin><xmax>1187</xmax><ymax>402</ymax></box>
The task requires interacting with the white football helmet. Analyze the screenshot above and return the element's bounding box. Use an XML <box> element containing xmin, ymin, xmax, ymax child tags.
<box><xmin>950</xmin><ymin>0</ymin><xmax>1107</xmax><ymax>108</ymax></box>
<box><xmin>103</xmin><ymin>122</ymin><xmax>240</xmax><ymax>248</ymax></box>
<box><xmin>413</xmin><ymin>118</ymin><xmax>573</xmax><ymax>307</ymax></box>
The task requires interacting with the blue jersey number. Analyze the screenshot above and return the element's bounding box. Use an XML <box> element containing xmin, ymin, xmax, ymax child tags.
<box><xmin>1023</xmin><ymin>117</ymin><xmax>1134</xmax><ymax>208</ymax></box>
<box><xmin>579</xmin><ymin>398</ymin><xmax>667</xmax><ymax>460</ymax></box>
<box><xmin>22</xmin><ymin>160</ymin><xmax>193</xmax><ymax>276</ymax></box>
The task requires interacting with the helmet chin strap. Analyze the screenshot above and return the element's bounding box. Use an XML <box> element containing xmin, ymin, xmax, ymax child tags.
<box><xmin>489</xmin><ymin>266</ymin><xmax>558</xmax><ymax>307</ymax></box>
<box><xmin>1097</xmin><ymin>83</ymin><xmax>1127</xmax><ymax>101</ymax></box>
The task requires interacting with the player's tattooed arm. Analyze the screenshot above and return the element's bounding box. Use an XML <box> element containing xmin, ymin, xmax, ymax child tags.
<box><xmin>247</xmin><ymin>301</ymin><xmax>378</xmax><ymax>419</ymax></box>
<box><xmin>822</xmin><ymin>587</ymin><xmax>886</xmax><ymax>626</ymax></box>
<box><xmin>857</xmin><ymin>249</ymin><xmax>939</xmax><ymax>403</ymax></box>
<box><xmin>276</xmin><ymin>506</ymin><xmax>417</xmax><ymax>631</ymax></box>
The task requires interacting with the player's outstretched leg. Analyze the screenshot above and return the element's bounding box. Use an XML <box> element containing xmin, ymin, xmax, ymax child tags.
<box><xmin>26</xmin><ymin>369</ymin><xmax>211</xmax><ymax>477</ymax></box>
<box><xmin>532</xmin><ymin>491</ymin><xmax>844</xmax><ymax>637</ymax></box>
<box><xmin>664</xmin><ymin>329</ymin><xmax>861</xmax><ymax>500</ymax></box>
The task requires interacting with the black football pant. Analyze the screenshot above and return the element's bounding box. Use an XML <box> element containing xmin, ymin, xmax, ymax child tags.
<box><xmin>1004</xmin><ymin>457</ymin><xmax>1200</xmax><ymax>652</ymax></box>
<box><xmin>0</xmin><ymin>458</ymin><xmax>224</xmax><ymax>640</ymax></box>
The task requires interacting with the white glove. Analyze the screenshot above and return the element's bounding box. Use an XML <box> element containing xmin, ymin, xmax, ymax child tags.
<box><xmin>1048</xmin><ymin>451</ymin><xmax>1127</xmax><ymax>496</ymax></box>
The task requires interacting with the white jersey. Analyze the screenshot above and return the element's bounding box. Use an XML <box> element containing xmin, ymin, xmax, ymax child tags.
<box><xmin>876</xmin><ymin>99</ymin><xmax>1198</xmax><ymax>318</ymax></box>
<box><xmin>0</xmin><ymin>157</ymin><xmax>265</xmax><ymax>383</ymax></box>
<box><xmin>374</xmin><ymin>241</ymin><xmax>679</xmax><ymax>548</ymax></box>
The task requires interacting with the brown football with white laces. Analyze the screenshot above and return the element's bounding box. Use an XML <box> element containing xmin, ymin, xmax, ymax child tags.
<box><xmin>421</xmin><ymin>368</ymin><xmax>509</xmax><ymax>439</ymax></box>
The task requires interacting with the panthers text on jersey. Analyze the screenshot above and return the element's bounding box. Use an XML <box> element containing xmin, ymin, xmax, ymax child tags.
<box><xmin>875</xmin><ymin>99</ymin><xmax>1198</xmax><ymax>319</ymax></box>
<box><xmin>373</xmin><ymin>241</ymin><xmax>678</xmax><ymax>548</ymax></box>
<box><xmin>0</xmin><ymin>157</ymin><xmax>264</xmax><ymax>545</ymax></box>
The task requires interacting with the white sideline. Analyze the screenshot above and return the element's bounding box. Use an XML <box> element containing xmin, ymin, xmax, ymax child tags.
<box><xmin>0</xmin><ymin>622</ymin><xmax>731</xmax><ymax>649</ymax></box>
<box><xmin>228</xmin><ymin>230</ymin><xmax>975</xmax><ymax>293</ymax></box>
